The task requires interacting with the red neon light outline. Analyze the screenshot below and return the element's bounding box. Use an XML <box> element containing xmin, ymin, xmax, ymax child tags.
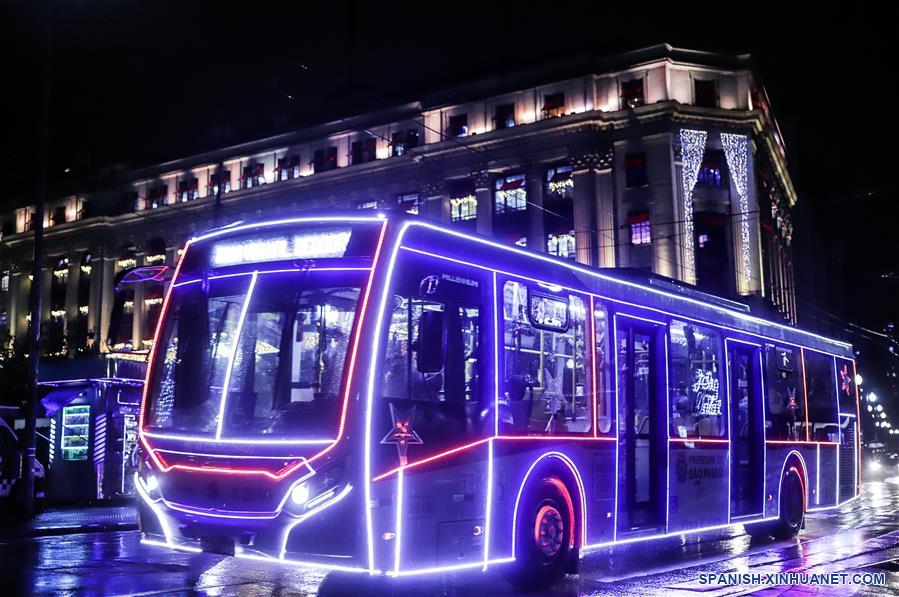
<box><xmin>372</xmin><ymin>438</ymin><xmax>491</xmax><ymax>482</ymax></box>
<box><xmin>765</xmin><ymin>440</ymin><xmax>839</xmax><ymax>446</ymax></box>
<box><xmin>590</xmin><ymin>296</ymin><xmax>598</xmax><ymax>438</ymax></box>
<box><xmin>852</xmin><ymin>360</ymin><xmax>861</xmax><ymax>492</ymax></box>
<box><xmin>800</xmin><ymin>348</ymin><xmax>810</xmax><ymax>442</ymax></box>
<box><xmin>788</xmin><ymin>465</ymin><xmax>807</xmax><ymax>511</ymax></box>
<box><xmin>371</xmin><ymin>435</ymin><xmax>618</xmax><ymax>482</ymax></box>
<box><xmin>141</xmin><ymin>221</ymin><xmax>388</xmax><ymax>480</ymax></box>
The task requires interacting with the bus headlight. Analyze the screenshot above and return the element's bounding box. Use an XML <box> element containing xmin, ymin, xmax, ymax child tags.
<box><xmin>145</xmin><ymin>474</ymin><xmax>159</xmax><ymax>492</ymax></box>
<box><xmin>290</xmin><ymin>483</ymin><xmax>310</xmax><ymax>506</ymax></box>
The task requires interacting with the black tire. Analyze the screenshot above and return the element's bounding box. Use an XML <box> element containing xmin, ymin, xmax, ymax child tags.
<box><xmin>770</xmin><ymin>466</ymin><xmax>805</xmax><ymax>539</ymax></box>
<box><xmin>745</xmin><ymin>466</ymin><xmax>805</xmax><ymax>541</ymax></box>
<box><xmin>503</xmin><ymin>476</ymin><xmax>575</xmax><ymax>590</ymax></box>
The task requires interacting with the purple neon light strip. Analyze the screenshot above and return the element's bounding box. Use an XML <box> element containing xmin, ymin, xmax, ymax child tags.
<box><xmin>399</xmin><ymin>245</ymin><xmax>851</xmax><ymax>357</ymax></box>
<box><xmin>190</xmin><ymin>214</ymin><xmax>386</xmax><ymax>244</ymax></box>
<box><xmin>396</xmin><ymin>224</ymin><xmax>851</xmax><ymax>349</ymax></box>
<box><xmin>172</xmin><ymin>266</ymin><xmax>372</xmax><ymax>288</ymax></box>
<box><xmin>215</xmin><ymin>271</ymin><xmax>258</xmax><ymax>439</ymax></box>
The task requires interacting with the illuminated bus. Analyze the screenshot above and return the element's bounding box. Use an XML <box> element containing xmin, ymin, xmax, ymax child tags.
<box><xmin>135</xmin><ymin>212</ymin><xmax>860</xmax><ymax>587</ymax></box>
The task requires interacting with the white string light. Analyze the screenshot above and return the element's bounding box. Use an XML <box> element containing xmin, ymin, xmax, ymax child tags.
<box><xmin>721</xmin><ymin>133</ymin><xmax>751</xmax><ymax>291</ymax></box>
<box><xmin>679</xmin><ymin>129</ymin><xmax>708</xmax><ymax>284</ymax></box>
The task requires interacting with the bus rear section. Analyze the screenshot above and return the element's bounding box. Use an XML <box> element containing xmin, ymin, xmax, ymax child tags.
<box><xmin>135</xmin><ymin>216</ymin><xmax>386</xmax><ymax>569</ymax></box>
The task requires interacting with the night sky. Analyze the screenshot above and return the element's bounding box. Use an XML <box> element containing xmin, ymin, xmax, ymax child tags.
<box><xmin>3</xmin><ymin>2</ymin><xmax>897</xmax><ymax>382</ymax></box>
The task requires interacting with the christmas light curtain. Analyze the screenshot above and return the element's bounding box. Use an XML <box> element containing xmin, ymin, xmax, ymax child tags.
<box><xmin>721</xmin><ymin>132</ymin><xmax>752</xmax><ymax>292</ymax></box>
<box><xmin>679</xmin><ymin>128</ymin><xmax>708</xmax><ymax>284</ymax></box>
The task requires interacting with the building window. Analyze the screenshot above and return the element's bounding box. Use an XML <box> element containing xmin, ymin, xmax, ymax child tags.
<box><xmin>242</xmin><ymin>164</ymin><xmax>266</xmax><ymax>188</ymax></box>
<box><xmin>450</xmin><ymin>196</ymin><xmax>477</xmax><ymax>221</ymax></box>
<box><xmin>209</xmin><ymin>171</ymin><xmax>231</xmax><ymax>196</ymax></box>
<box><xmin>625</xmin><ymin>153</ymin><xmax>648</xmax><ymax>187</ymax></box>
<box><xmin>698</xmin><ymin>233</ymin><xmax>710</xmax><ymax>248</ymax></box>
<box><xmin>547</xmin><ymin>231</ymin><xmax>576</xmax><ymax>260</ymax></box>
<box><xmin>694</xmin><ymin>79</ymin><xmax>719</xmax><ymax>108</ymax></box>
<box><xmin>50</xmin><ymin>205</ymin><xmax>67</xmax><ymax>226</ymax></box>
<box><xmin>351</xmin><ymin>138</ymin><xmax>377</xmax><ymax>165</ymax></box>
<box><xmin>277</xmin><ymin>156</ymin><xmax>301</xmax><ymax>181</ymax></box>
<box><xmin>494</xmin><ymin>103</ymin><xmax>515</xmax><ymax>129</ymax></box>
<box><xmin>148</xmin><ymin>185</ymin><xmax>168</xmax><ymax>208</ymax></box>
<box><xmin>447</xmin><ymin>114</ymin><xmax>469</xmax><ymax>138</ymax></box>
<box><xmin>178</xmin><ymin>178</ymin><xmax>199</xmax><ymax>202</ymax></box>
<box><xmin>396</xmin><ymin>193</ymin><xmax>419</xmax><ymax>215</ymax></box>
<box><xmin>494</xmin><ymin>174</ymin><xmax>527</xmax><ymax>214</ymax></box>
<box><xmin>697</xmin><ymin>158</ymin><xmax>723</xmax><ymax>188</ymax></box>
<box><xmin>628</xmin><ymin>212</ymin><xmax>651</xmax><ymax>245</ymax></box>
<box><xmin>620</xmin><ymin>78</ymin><xmax>644</xmax><ymax>109</ymax></box>
<box><xmin>391</xmin><ymin>129</ymin><xmax>420</xmax><ymax>156</ymax></box>
<box><xmin>313</xmin><ymin>147</ymin><xmax>338</xmax><ymax>173</ymax></box>
<box><xmin>1</xmin><ymin>271</ymin><xmax>9</xmax><ymax>292</ymax></box>
<box><xmin>546</xmin><ymin>165</ymin><xmax>574</xmax><ymax>198</ymax></box>
<box><xmin>542</xmin><ymin>92</ymin><xmax>565</xmax><ymax>118</ymax></box>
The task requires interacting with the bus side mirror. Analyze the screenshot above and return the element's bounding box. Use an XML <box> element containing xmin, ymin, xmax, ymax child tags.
<box><xmin>416</xmin><ymin>310</ymin><xmax>446</xmax><ymax>373</ymax></box>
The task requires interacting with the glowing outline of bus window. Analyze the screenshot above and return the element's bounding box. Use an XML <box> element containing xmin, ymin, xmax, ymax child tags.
<box><xmin>215</xmin><ymin>271</ymin><xmax>258</xmax><ymax>439</ymax></box>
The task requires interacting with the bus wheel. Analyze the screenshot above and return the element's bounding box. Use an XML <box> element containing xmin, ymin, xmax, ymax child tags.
<box><xmin>771</xmin><ymin>467</ymin><xmax>805</xmax><ymax>539</ymax></box>
<box><xmin>503</xmin><ymin>476</ymin><xmax>574</xmax><ymax>589</ymax></box>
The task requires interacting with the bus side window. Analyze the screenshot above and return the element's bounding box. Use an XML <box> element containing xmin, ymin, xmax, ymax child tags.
<box><xmin>501</xmin><ymin>280</ymin><xmax>591</xmax><ymax>435</ymax></box>
<box><xmin>764</xmin><ymin>345</ymin><xmax>805</xmax><ymax>441</ymax></box>
<box><xmin>378</xmin><ymin>261</ymin><xmax>487</xmax><ymax>465</ymax></box>
<box><xmin>593</xmin><ymin>302</ymin><xmax>613</xmax><ymax>435</ymax></box>
<box><xmin>668</xmin><ymin>320</ymin><xmax>725</xmax><ymax>438</ymax></box>
<box><xmin>803</xmin><ymin>350</ymin><xmax>839</xmax><ymax>441</ymax></box>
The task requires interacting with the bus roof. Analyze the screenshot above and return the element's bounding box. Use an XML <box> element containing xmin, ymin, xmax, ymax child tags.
<box><xmin>188</xmin><ymin>211</ymin><xmax>854</xmax><ymax>359</ymax></box>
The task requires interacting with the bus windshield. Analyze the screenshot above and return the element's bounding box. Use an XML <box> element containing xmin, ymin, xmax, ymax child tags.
<box><xmin>143</xmin><ymin>271</ymin><xmax>364</xmax><ymax>439</ymax></box>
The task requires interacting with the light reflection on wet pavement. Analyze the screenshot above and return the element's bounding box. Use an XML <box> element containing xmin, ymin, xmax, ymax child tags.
<box><xmin>3</xmin><ymin>480</ymin><xmax>899</xmax><ymax>596</ymax></box>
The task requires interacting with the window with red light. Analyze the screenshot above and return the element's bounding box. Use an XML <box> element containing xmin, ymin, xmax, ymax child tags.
<box><xmin>620</xmin><ymin>78</ymin><xmax>644</xmax><ymax>109</ymax></box>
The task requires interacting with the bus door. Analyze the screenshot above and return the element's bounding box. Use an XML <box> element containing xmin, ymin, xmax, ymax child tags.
<box><xmin>727</xmin><ymin>341</ymin><xmax>765</xmax><ymax>518</ymax></box>
<box><xmin>615</xmin><ymin>314</ymin><xmax>666</xmax><ymax>536</ymax></box>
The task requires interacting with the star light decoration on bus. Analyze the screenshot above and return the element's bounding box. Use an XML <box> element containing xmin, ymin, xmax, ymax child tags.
<box><xmin>381</xmin><ymin>403</ymin><xmax>423</xmax><ymax>466</ymax></box>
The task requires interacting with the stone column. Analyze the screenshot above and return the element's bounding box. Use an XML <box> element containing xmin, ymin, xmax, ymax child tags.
<box><xmin>98</xmin><ymin>255</ymin><xmax>116</xmax><ymax>351</ymax></box>
<box><xmin>570</xmin><ymin>153</ymin><xmax>600</xmax><ymax>266</ymax></box>
<box><xmin>64</xmin><ymin>254</ymin><xmax>80</xmax><ymax>323</ymax></box>
<box><xmin>594</xmin><ymin>149</ymin><xmax>616</xmax><ymax>268</ymax></box>
<box><xmin>663</xmin><ymin>138</ymin><xmax>687</xmax><ymax>281</ymax></box>
<box><xmin>421</xmin><ymin>180</ymin><xmax>448</xmax><ymax>223</ymax></box>
<box><xmin>472</xmin><ymin>170</ymin><xmax>493</xmax><ymax>237</ymax></box>
<box><xmin>525</xmin><ymin>164</ymin><xmax>546</xmax><ymax>252</ymax></box>
<box><xmin>132</xmin><ymin>250</ymin><xmax>145</xmax><ymax>350</ymax></box>
<box><xmin>86</xmin><ymin>251</ymin><xmax>103</xmax><ymax>348</ymax></box>
<box><xmin>9</xmin><ymin>267</ymin><xmax>26</xmax><ymax>344</ymax></box>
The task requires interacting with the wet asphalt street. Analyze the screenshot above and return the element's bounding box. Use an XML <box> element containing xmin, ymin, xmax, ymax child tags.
<box><xmin>3</xmin><ymin>479</ymin><xmax>899</xmax><ymax>596</ymax></box>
